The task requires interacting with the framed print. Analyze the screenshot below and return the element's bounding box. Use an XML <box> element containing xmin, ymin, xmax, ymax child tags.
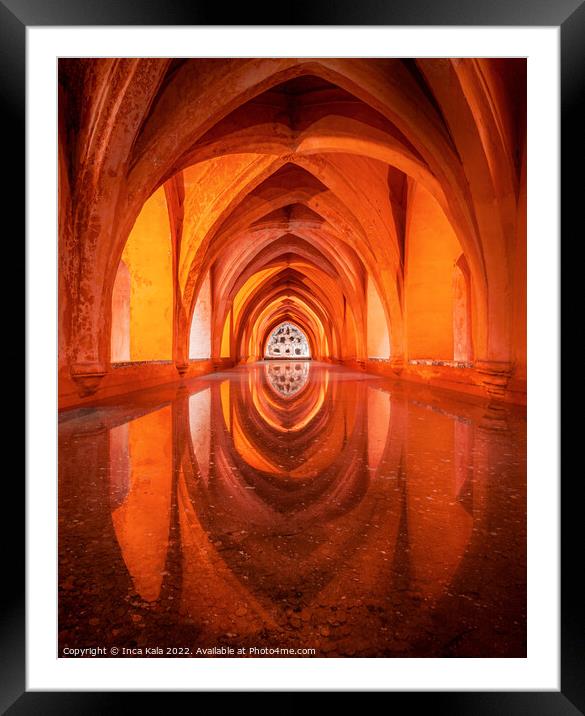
<box><xmin>11</xmin><ymin>0</ymin><xmax>579</xmax><ymax>710</ymax></box>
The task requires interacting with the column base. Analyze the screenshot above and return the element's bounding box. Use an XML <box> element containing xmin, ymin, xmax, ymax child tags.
<box><xmin>70</xmin><ymin>365</ymin><xmax>107</xmax><ymax>397</ymax></box>
<box><xmin>475</xmin><ymin>360</ymin><xmax>513</xmax><ymax>400</ymax></box>
<box><xmin>175</xmin><ymin>362</ymin><xmax>189</xmax><ymax>377</ymax></box>
<box><xmin>390</xmin><ymin>357</ymin><xmax>405</xmax><ymax>376</ymax></box>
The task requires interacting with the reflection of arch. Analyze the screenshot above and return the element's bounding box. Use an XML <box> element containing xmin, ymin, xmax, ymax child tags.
<box><xmin>453</xmin><ymin>255</ymin><xmax>473</xmax><ymax>363</ymax></box>
<box><xmin>264</xmin><ymin>322</ymin><xmax>311</xmax><ymax>359</ymax></box>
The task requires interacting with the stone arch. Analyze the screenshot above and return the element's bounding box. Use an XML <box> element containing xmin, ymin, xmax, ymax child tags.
<box><xmin>57</xmin><ymin>58</ymin><xmax>525</xmax><ymax>405</ymax></box>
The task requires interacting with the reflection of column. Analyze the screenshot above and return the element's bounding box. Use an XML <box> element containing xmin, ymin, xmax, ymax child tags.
<box><xmin>412</xmin><ymin>409</ymin><xmax>526</xmax><ymax>657</ymax></box>
<box><xmin>390</xmin><ymin>450</ymin><xmax>412</xmax><ymax>593</ymax></box>
<box><xmin>459</xmin><ymin>406</ymin><xmax>527</xmax><ymax>653</ymax></box>
<box><xmin>60</xmin><ymin>423</ymin><xmax>109</xmax><ymax>525</ymax></box>
<box><xmin>208</xmin><ymin>381</ymin><xmax>223</xmax><ymax>492</ymax></box>
<box><xmin>109</xmin><ymin>422</ymin><xmax>130</xmax><ymax>509</ymax></box>
<box><xmin>454</xmin><ymin>420</ymin><xmax>474</xmax><ymax>515</ymax></box>
<box><xmin>159</xmin><ymin>387</ymin><xmax>190</xmax><ymax>608</ymax></box>
<box><xmin>404</xmin><ymin>398</ymin><xmax>474</xmax><ymax>603</ymax></box>
<box><xmin>473</xmin><ymin>409</ymin><xmax>523</xmax><ymax>532</ymax></box>
<box><xmin>59</xmin><ymin>424</ymin><xmax>133</xmax><ymax>631</ymax></box>
<box><xmin>384</xmin><ymin>395</ymin><xmax>408</xmax><ymax>473</ymax></box>
<box><xmin>478</xmin><ymin>402</ymin><xmax>510</xmax><ymax>433</ymax></box>
<box><xmin>367</xmin><ymin>387</ymin><xmax>391</xmax><ymax>471</ymax></box>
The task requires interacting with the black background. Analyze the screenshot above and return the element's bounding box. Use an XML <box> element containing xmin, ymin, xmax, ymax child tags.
<box><xmin>10</xmin><ymin>0</ymin><xmax>581</xmax><ymax>711</ymax></box>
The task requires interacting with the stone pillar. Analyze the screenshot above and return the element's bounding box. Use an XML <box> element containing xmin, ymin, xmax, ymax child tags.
<box><xmin>390</xmin><ymin>356</ymin><xmax>405</xmax><ymax>376</ymax></box>
<box><xmin>70</xmin><ymin>365</ymin><xmax>108</xmax><ymax>397</ymax></box>
<box><xmin>475</xmin><ymin>360</ymin><xmax>513</xmax><ymax>401</ymax></box>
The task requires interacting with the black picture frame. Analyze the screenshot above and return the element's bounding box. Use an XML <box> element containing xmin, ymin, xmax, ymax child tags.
<box><xmin>11</xmin><ymin>0</ymin><xmax>578</xmax><ymax>711</ymax></box>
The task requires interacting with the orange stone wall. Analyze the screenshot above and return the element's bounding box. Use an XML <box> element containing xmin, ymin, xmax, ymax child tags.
<box><xmin>405</xmin><ymin>183</ymin><xmax>465</xmax><ymax>361</ymax></box>
<box><xmin>119</xmin><ymin>186</ymin><xmax>173</xmax><ymax>362</ymax></box>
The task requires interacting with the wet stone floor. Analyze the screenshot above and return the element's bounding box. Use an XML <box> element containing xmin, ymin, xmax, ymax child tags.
<box><xmin>59</xmin><ymin>362</ymin><xmax>526</xmax><ymax>658</ymax></box>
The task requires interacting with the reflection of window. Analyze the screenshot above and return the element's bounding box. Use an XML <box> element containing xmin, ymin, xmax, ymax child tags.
<box><xmin>265</xmin><ymin>361</ymin><xmax>310</xmax><ymax>397</ymax></box>
<box><xmin>265</xmin><ymin>322</ymin><xmax>311</xmax><ymax>359</ymax></box>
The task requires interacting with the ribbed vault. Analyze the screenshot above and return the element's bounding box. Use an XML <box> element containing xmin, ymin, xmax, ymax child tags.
<box><xmin>58</xmin><ymin>58</ymin><xmax>526</xmax><ymax>407</ymax></box>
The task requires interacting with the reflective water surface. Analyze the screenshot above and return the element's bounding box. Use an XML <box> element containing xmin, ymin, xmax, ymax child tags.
<box><xmin>59</xmin><ymin>362</ymin><xmax>526</xmax><ymax>657</ymax></box>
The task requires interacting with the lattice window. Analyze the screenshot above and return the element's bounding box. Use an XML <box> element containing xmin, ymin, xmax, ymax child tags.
<box><xmin>264</xmin><ymin>322</ymin><xmax>311</xmax><ymax>358</ymax></box>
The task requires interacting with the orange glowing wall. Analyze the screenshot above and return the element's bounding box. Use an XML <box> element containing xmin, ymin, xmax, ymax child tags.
<box><xmin>405</xmin><ymin>183</ymin><xmax>463</xmax><ymax>360</ymax></box>
<box><xmin>120</xmin><ymin>185</ymin><xmax>173</xmax><ymax>361</ymax></box>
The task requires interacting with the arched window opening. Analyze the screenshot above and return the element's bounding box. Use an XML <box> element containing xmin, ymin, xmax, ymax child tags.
<box><xmin>453</xmin><ymin>255</ymin><xmax>473</xmax><ymax>364</ymax></box>
<box><xmin>110</xmin><ymin>185</ymin><xmax>173</xmax><ymax>362</ymax></box>
<box><xmin>367</xmin><ymin>277</ymin><xmax>391</xmax><ymax>359</ymax></box>
<box><xmin>220</xmin><ymin>310</ymin><xmax>232</xmax><ymax>358</ymax></box>
<box><xmin>189</xmin><ymin>271</ymin><xmax>212</xmax><ymax>359</ymax></box>
<box><xmin>111</xmin><ymin>259</ymin><xmax>130</xmax><ymax>362</ymax></box>
<box><xmin>265</xmin><ymin>322</ymin><xmax>311</xmax><ymax>359</ymax></box>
